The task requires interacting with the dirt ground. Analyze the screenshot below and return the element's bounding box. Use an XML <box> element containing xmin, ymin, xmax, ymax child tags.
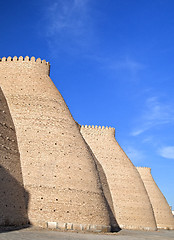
<box><xmin>0</xmin><ymin>227</ymin><xmax>174</xmax><ymax>240</ymax></box>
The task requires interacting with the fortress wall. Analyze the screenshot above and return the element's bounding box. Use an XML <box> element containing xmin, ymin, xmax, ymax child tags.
<box><xmin>0</xmin><ymin>57</ymin><xmax>110</xmax><ymax>231</ymax></box>
<box><xmin>80</xmin><ymin>125</ymin><xmax>157</xmax><ymax>231</ymax></box>
<box><xmin>137</xmin><ymin>167</ymin><xmax>174</xmax><ymax>230</ymax></box>
<box><xmin>0</xmin><ymin>87</ymin><xmax>29</xmax><ymax>226</ymax></box>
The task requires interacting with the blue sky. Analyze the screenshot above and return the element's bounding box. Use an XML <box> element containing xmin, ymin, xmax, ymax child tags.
<box><xmin>0</xmin><ymin>0</ymin><xmax>174</xmax><ymax>208</ymax></box>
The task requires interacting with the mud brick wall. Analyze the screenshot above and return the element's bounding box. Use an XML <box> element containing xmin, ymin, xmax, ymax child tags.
<box><xmin>137</xmin><ymin>167</ymin><xmax>174</xmax><ymax>230</ymax></box>
<box><xmin>0</xmin><ymin>56</ymin><xmax>110</xmax><ymax>230</ymax></box>
<box><xmin>0</xmin><ymin>87</ymin><xmax>28</xmax><ymax>226</ymax></box>
<box><xmin>80</xmin><ymin>125</ymin><xmax>157</xmax><ymax>231</ymax></box>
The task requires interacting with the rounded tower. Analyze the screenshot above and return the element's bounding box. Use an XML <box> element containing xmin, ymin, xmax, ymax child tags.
<box><xmin>0</xmin><ymin>56</ymin><xmax>111</xmax><ymax>231</ymax></box>
<box><xmin>137</xmin><ymin>167</ymin><xmax>174</xmax><ymax>230</ymax></box>
<box><xmin>80</xmin><ymin>125</ymin><xmax>157</xmax><ymax>230</ymax></box>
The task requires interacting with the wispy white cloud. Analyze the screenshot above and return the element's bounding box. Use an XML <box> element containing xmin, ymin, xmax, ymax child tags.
<box><xmin>43</xmin><ymin>0</ymin><xmax>145</xmax><ymax>80</ymax></box>
<box><xmin>131</xmin><ymin>96</ymin><xmax>174</xmax><ymax>136</ymax></box>
<box><xmin>43</xmin><ymin>0</ymin><xmax>92</xmax><ymax>51</ymax></box>
<box><xmin>158</xmin><ymin>146</ymin><xmax>174</xmax><ymax>159</ymax></box>
<box><xmin>47</xmin><ymin>0</ymin><xmax>89</xmax><ymax>35</ymax></box>
<box><xmin>109</xmin><ymin>57</ymin><xmax>145</xmax><ymax>74</ymax></box>
<box><xmin>88</xmin><ymin>54</ymin><xmax>146</xmax><ymax>81</ymax></box>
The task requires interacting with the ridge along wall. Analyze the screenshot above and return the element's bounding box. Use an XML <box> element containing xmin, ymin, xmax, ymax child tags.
<box><xmin>80</xmin><ymin>125</ymin><xmax>157</xmax><ymax>231</ymax></box>
<box><xmin>0</xmin><ymin>56</ymin><xmax>111</xmax><ymax>231</ymax></box>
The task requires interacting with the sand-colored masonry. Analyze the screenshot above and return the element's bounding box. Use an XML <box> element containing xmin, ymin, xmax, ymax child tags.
<box><xmin>80</xmin><ymin>125</ymin><xmax>157</xmax><ymax>231</ymax></box>
<box><xmin>0</xmin><ymin>56</ymin><xmax>110</xmax><ymax>230</ymax></box>
<box><xmin>0</xmin><ymin>56</ymin><xmax>173</xmax><ymax>232</ymax></box>
<box><xmin>0</xmin><ymin>87</ymin><xmax>28</xmax><ymax>226</ymax></box>
<box><xmin>137</xmin><ymin>167</ymin><xmax>174</xmax><ymax>230</ymax></box>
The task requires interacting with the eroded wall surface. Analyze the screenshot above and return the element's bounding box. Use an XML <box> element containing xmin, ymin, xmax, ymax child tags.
<box><xmin>80</xmin><ymin>125</ymin><xmax>157</xmax><ymax>231</ymax></box>
<box><xmin>0</xmin><ymin>56</ymin><xmax>110</xmax><ymax>231</ymax></box>
<box><xmin>0</xmin><ymin>87</ymin><xmax>29</xmax><ymax>226</ymax></box>
<box><xmin>137</xmin><ymin>167</ymin><xmax>174</xmax><ymax>230</ymax></box>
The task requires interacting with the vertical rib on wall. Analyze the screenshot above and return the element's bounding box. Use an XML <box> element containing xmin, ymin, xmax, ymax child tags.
<box><xmin>137</xmin><ymin>167</ymin><xmax>174</xmax><ymax>230</ymax></box>
<box><xmin>0</xmin><ymin>57</ymin><xmax>110</xmax><ymax>230</ymax></box>
<box><xmin>80</xmin><ymin>125</ymin><xmax>157</xmax><ymax>230</ymax></box>
<box><xmin>0</xmin><ymin>87</ymin><xmax>29</xmax><ymax>226</ymax></box>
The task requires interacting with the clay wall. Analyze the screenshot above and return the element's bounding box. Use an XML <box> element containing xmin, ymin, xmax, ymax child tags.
<box><xmin>80</xmin><ymin>125</ymin><xmax>157</xmax><ymax>230</ymax></box>
<box><xmin>0</xmin><ymin>57</ymin><xmax>111</xmax><ymax>231</ymax></box>
<box><xmin>0</xmin><ymin>87</ymin><xmax>29</xmax><ymax>226</ymax></box>
<box><xmin>137</xmin><ymin>167</ymin><xmax>174</xmax><ymax>230</ymax></box>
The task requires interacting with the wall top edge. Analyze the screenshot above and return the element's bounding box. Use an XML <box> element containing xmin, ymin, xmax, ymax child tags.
<box><xmin>81</xmin><ymin>125</ymin><xmax>115</xmax><ymax>130</ymax></box>
<box><xmin>136</xmin><ymin>166</ymin><xmax>151</xmax><ymax>170</ymax></box>
<box><xmin>0</xmin><ymin>56</ymin><xmax>49</xmax><ymax>65</ymax></box>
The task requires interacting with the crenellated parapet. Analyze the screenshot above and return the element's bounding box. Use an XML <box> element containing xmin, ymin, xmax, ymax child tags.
<box><xmin>0</xmin><ymin>56</ymin><xmax>50</xmax><ymax>76</ymax></box>
<box><xmin>0</xmin><ymin>56</ymin><xmax>49</xmax><ymax>64</ymax></box>
<box><xmin>81</xmin><ymin>125</ymin><xmax>115</xmax><ymax>136</ymax></box>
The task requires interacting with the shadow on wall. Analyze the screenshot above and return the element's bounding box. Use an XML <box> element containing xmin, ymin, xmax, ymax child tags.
<box><xmin>84</xmin><ymin>141</ymin><xmax>121</xmax><ymax>232</ymax></box>
<box><xmin>0</xmin><ymin>87</ymin><xmax>29</xmax><ymax>230</ymax></box>
<box><xmin>94</xmin><ymin>158</ymin><xmax>121</xmax><ymax>232</ymax></box>
<box><xmin>0</xmin><ymin>165</ymin><xmax>29</xmax><ymax>228</ymax></box>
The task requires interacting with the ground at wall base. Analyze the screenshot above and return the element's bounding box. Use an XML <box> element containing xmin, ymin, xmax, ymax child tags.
<box><xmin>0</xmin><ymin>227</ymin><xmax>174</xmax><ymax>240</ymax></box>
